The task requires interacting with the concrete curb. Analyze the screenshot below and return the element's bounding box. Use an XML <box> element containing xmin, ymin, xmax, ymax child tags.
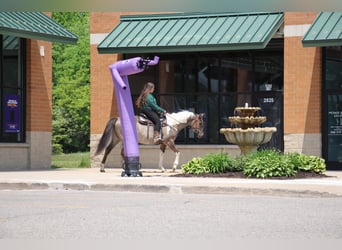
<box><xmin>1</xmin><ymin>168</ymin><xmax>342</xmax><ymax>198</ymax></box>
<box><xmin>1</xmin><ymin>181</ymin><xmax>341</xmax><ymax>198</ymax></box>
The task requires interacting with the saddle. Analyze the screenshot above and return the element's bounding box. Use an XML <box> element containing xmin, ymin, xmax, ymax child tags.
<box><xmin>138</xmin><ymin>113</ymin><xmax>167</xmax><ymax>127</ymax></box>
<box><xmin>138</xmin><ymin>113</ymin><xmax>167</xmax><ymax>141</ymax></box>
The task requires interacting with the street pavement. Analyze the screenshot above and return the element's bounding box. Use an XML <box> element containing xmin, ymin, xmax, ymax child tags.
<box><xmin>0</xmin><ymin>167</ymin><xmax>342</xmax><ymax>197</ymax></box>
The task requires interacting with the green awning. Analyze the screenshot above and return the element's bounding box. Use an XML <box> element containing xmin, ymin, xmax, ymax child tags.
<box><xmin>302</xmin><ymin>12</ymin><xmax>342</xmax><ymax>47</ymax></box>
<box><xmin>0</xmin><ymin>12</ymin><xmax>78</xmax><ymax>44</ymax></box>
<box><xmin>98</xmin><ymin>12</ymin><xmax>284</xmax><ymax>54</ymax></box>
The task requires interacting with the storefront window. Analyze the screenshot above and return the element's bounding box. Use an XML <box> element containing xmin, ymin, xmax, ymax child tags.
<box><xmin>0</xmin><ymin>35</ymin><xmax>25</xmax><ymax>142</ymax></box>
<box><xmin>126</xmin><ymin>41</ymin><xmax>284</xmax><ymax>148</ymax></box>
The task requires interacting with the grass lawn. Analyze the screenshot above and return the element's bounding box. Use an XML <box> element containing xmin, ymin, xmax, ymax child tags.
<box><xmin>51</xmin><ymin>152</ymin><xmax>90</xmax><ymax>168</ymax></box>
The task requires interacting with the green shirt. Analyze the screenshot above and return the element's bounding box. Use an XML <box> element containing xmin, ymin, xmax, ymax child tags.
<box><xmin>142</xmin><ymin>93</ymin><xmax>165</xmax><ymax>113</ymax></box>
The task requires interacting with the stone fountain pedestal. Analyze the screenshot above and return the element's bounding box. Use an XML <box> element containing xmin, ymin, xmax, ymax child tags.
<box><xmin>220</xmin><ymin>106</ymin><xmax>277</xmax><ymax>155</ymax></box>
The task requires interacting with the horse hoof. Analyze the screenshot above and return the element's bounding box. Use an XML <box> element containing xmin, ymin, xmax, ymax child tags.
<box><xmin>100</xmin><ymin>169</ymin><xmax>105</xmax><ymax>173</ymax></box>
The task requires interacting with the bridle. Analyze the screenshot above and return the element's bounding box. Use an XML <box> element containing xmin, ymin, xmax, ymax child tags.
<box><xmin>190</xmin><ymin>114</ymin><xmax>204</xmax><ymax>136</ymax></box>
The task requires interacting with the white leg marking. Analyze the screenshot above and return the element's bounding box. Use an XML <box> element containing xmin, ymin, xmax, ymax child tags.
<box><xmin>159</xmin><ymin>151</ymin><xmax>165</xmax><ymax>172</ymax></box>
<box><xmin>172</xmin><ymin>152</ymin><xmax>180</xmax><ymax>172</ymax></box>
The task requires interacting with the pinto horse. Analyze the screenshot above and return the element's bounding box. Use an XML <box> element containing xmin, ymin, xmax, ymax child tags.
<box><xmin>94</xmin><ymin>110</ymin><xmax>205</xmax><ymax>172</ymax></box>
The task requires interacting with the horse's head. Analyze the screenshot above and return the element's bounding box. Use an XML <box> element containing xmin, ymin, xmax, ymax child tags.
<box><xmin>190</xmin><ymin>113</ymin><xmax>205</xmax><ymax>138</ymax></box>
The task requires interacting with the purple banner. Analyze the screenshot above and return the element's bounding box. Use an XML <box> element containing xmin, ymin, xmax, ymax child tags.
<box><xmin>4</xmin><ymin>94</ymin><xmax>20</xmax><ymax>133</ymax></box>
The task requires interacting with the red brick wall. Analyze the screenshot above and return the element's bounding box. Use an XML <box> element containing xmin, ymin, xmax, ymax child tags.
<box><xmin>283</xmin><ymin>12</ymin><xmax>322</xmax><ymax>134</ymax></box>
<box><xmin>90</xmin><ymin>12</ymin><xmax>119</xmax><ymax>134</ymax></box>
<box><xmin>26</xmin><ymin>39</ymin><xmax>52</xmax><ymax>132</ymax></box>
<box><xmin>90</xmin><ymin>44</ymin><xmax>119</xmax><ymax>134</ymax></box>
<box><xmin>90</xmin><ymin>12</ymin><xmax>158</xmax><ymax>134</ymax></box>
<box><xmin>285</xmin><ymin>12</ymin><xmax>317</xmax><ymax>25</ymax></box>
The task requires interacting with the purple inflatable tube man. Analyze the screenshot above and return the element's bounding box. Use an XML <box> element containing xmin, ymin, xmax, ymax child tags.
<box><xmin>109</xmin><ymin>56</ymin><xmax>159</xmax><ymax>176</ymax></box>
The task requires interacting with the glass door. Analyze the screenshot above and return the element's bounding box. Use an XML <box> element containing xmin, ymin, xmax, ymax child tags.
<box><xmin>324</xmin><ymin>94</ymin><xmax>342</xmax><ymax>169</ymax></box>
<box><xmin>323</xmin><ymin>47</ymin><xmax>342</xmax><ymax>170</ymax></box>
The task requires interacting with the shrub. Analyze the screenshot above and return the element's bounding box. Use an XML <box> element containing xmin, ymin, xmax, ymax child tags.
<box><xmin>287</xmin><ymin>152</ymin><xmax>326</xmax><ymax>174</ymax></box>
<box><xmin>243</xmin><ymin>150</ymin><xmax>297</xmax><ymax>178</ymax></box>
<box><xmin>52</xmin><ymin>143</ymin><xmax>63</xmax><ymax>155</ymax></box>
<box><xmin>181</xmin><ymin>157</ymin><xmax>210</xmax><ymax>174</ymax></box>
<box><xmin>181</xmin><ymin>152</ymin><xmax>242</xmax><ymax>174</ymax></box>
<box><xmin>203</xmin><ymin>152</ymin><xmax>235</xmax><ymax>173</ymax></box>
<box><xmin>233</xmin><ymin>155</ymin><xmax>247</xmax><ymax>172</ymax></box>
<box><xmin>181</xmin><ymin>149</ymin><xmax>326</xmax><ymax>178</ymax></box>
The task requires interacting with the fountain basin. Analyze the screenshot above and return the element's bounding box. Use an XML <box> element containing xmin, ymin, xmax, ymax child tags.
<box><xmin>228</xmin><ymin>116</ymin><xmax>266</xmax><ymax>128</ymax></box>
<box><xmin>235</xmin><ymin>107</ymin><xmax>261</xmax><ymax>117</ymax></box>
<box><xmin>220</xmin><ymin>127</ymin><xmax>277</xmax><ymax>155</ymax></box>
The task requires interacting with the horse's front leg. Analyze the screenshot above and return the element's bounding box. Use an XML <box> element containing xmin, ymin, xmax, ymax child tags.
<box><xmin>167</xmin><ymin>140</ymin><xmax>180</xmax><ymax>172</ymax></box>
<box><xmin>172</xmin><ymin>152</ymin><xmax>180</xmax><ymax>172</ymax></box>
<box><xmin>158</xmin><ymin>144</ymin><xmax>166</xmax><ymax>172</ymax></box>
<box><xmin>100</xmin><ymin>164</ymin><xmax>105</xmax><ymax>173</ymax></box>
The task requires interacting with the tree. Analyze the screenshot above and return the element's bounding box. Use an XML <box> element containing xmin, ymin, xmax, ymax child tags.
<box><xmin>52</xmin><ymin>12</ymin><xmax>90</xmax><ymax>153</ymax></box>
<box><xmin>52</xmin><ymin>83</ymin><xmax>90</xmax><ymax>153</ymax></box>
<box><xmin>52</xmin><ymin>12</ymin><xmax>90</xmax><ymax>83</ymax></box>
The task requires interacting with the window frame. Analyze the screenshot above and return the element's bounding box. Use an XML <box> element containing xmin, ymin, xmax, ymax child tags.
<box><xmin>0</xmin><ymin>35</ymin><xmax>26</xmax><ymax>143</ymax></box>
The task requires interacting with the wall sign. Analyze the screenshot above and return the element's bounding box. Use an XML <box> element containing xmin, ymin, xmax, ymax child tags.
<box><xmin>328</xmin><ymin>111</ymin><xmax>342</xmax><ymax>135</ymax></box>
<box><xmin>4</xmin><ymin>94</ymin><xmax>20</xmax><ymax>133</ymax></box>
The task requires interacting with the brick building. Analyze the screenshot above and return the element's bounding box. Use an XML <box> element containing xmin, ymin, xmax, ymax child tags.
<box><xmin>90</xmin><ymin>11</ymin><xmax>342</xmax><ymax>171</ymax></box>
<box><xmin>0</xmin><ymin>12</ymin><xmax>77</xmax><ymax>170</ymax></box>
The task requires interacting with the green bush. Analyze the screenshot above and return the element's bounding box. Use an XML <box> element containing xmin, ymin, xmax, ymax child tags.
<box><xmin>232</xmin><ymin>155</ymin><xmax>248</xmax><ymax>172</ymax></box>
<box><xmin>203</xmin><ymin>152</ymin><xmax>238</xmax><ymax>173</ymax></box>
<box><xmin>181</xmin><ymin>157</ymin><xmax>210</xmax><ymax>174</ymax></box>
<box><xmin>182</xmin><ymin>152</ymin><xmax>241</xmax><ymax>174</ymax></box>
<box><xmin>52</xmin><ymin>143</ymin><xmax>63</xmax><ymax>155</ymax></box>
<box><xmin>287</xmin><ymin>152</ymin><xmax>326</xmax><ymax>174</ymax></box>
<box><xmin>181</xmin><ymin>149</ymin><xmax>326</xmax><ymax>178</ymax></box>
<box><xmin>243</xmin><ymin>150</ymin><xmax>296</xmax><ymax>178</ymax></box>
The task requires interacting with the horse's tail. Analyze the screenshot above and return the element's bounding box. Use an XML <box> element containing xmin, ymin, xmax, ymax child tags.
<box><xmin>94</xmin><ymin>118</ymin><xmax>118</xmax><ymax>156</ymax></box>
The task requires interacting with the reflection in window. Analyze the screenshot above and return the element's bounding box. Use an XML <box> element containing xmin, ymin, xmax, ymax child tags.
<box><xmin>126</xmin><ymin>43</ymin><xmax>284</xmax><ymax>147</ymax></box>
<box><xmin>0</xmin><ymin>35</ymin><xmax>25</xmax><ymax>142</ymax></box>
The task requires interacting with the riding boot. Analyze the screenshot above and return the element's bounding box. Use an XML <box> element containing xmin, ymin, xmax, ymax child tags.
<box><xmin>153</xmin><ymin>131</ymin><xmax>161</xmax><ymax>144</ymax></box>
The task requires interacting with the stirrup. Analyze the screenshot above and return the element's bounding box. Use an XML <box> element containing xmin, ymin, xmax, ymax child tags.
<box><xmin>153</xmin><ymin>136</ymin><xmax>162</xmax><ymax>144</ymax></box>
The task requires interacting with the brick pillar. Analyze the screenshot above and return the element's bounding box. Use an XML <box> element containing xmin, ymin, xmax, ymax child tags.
<box><xmin>283</xmin><ymin>12</ymin><xmax>322</xmax><ymax>156</ymax></box>
<box><xmin>26</xmin><ymin>37</ymin><xmax>53</xmax><ymax>169</ymax></box>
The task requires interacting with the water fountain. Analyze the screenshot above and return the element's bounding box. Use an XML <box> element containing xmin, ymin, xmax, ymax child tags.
<box><xmin>219</xmin><ymin>104</ymin><xmax>277</xmax><ymax>155</ymax></box>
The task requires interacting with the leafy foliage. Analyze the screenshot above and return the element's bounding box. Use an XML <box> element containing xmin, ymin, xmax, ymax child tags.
<box><xmin>243</xmin><ymin>150</ymin><xmax>296</xmax><ymax>178</ymax></box>
<box><xmin>52</xmin><ymin>12</ymin><xmax>90</xmax><ymax>153</ymax></box>
<box><xmin>52</xmin><ymin>12</ymin><xmax>90</xmax><ymax>83</ymax></box>
<box><xmin>182</xmin><ymin>152</ymin><xmax>242</xmax><ymax>174</ymax></box>
<box><xmin>287</xmin><ymin>152</ymin><xmax>326</xmax><ymax>174</ymax></box>
<box><xmin>181</xmin><ymin>157</ymin><xmax>210</xmax><ymax>174</ymax></box>
<box><xmin>52</xmin><ymin>83</ymin><xmax>90</xmax><ymax>153</ymax></box>
<box><xmin>181</xmin><ymin>150</ymin><xmax>326</xmax><ymax>178</ymax></box>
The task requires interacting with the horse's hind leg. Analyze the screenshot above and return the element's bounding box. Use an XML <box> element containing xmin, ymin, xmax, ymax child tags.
<box><xmin>100</xmin><ymin>142</ymin><xmax>116</xmax><ymax>173</ymax></box>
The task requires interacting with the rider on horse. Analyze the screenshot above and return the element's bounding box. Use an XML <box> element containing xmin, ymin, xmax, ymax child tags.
<box><xmin>136</xmin><ymin>82</ymin><xmax>166</xmax><ymax>143</ymax></box>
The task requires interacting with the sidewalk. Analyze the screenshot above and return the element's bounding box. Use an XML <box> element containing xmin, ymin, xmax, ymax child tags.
<box><xmin>0</xmin><ymin>167</ymin><xmax>342</xmax><ymax>197</ymax></box>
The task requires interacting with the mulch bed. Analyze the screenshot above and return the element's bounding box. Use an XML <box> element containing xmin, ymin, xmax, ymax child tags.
<box><xmin>172</xmin><ymin>171</ymin><xmax>334</xmax><ymax>179</ymax></box>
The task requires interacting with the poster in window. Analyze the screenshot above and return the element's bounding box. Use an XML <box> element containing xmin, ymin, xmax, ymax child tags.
<box><xmin>328</xmin><ymin>111</ymin><xmax>342</xmax><ymax>135</ymax></box>
<box><xmin>4</xmin><ymin>94</ymin><xmax>20</xmax><ymax>133</ymax></box>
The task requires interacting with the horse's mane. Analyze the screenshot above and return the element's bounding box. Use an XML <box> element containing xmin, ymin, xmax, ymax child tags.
<box><xmin>167</xmin><ymin>110</ymin><xmax>195</xmax><ymax>123</ymax></box>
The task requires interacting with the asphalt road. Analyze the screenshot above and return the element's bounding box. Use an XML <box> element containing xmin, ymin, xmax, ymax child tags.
<box><xmin>1</xmin><ymin>190</ymin><xmax>342</xmax><ymax>239</ymax></box>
